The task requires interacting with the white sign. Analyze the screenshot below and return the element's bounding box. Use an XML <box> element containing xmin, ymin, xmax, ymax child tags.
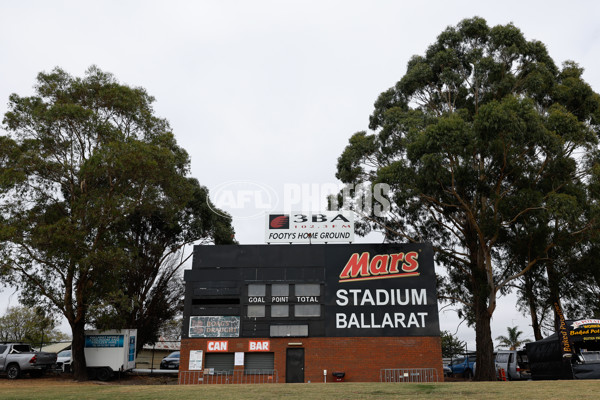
<box><xmin>234</xmin><ymin>352</ymin><xmax>244</xmax><ymax>366</ymax></box>
<box><xmin>265</xmin><ymin>211</ymin><xmax>354</xmax><ymax>243</ymax></box>
<box><xmin>189</xmin><ymin>350</ymin><xmax>203</xmax><ymax>371</ymax></box>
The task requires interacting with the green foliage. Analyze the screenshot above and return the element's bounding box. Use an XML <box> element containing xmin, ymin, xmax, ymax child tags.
<box><xmin>495</xmin><ymin>326</ymin><xmax>532</xmax><ymax>350</ymax></box>
<box><xmin>441</xmin><ymin>330</ymin><xmax>465</xmax><ymax>358</ymax></box>
<box><xmin>0</xmin><ymin>306</ymin><xmax>69</xmax><ymax>345</ymax></box>
<box><xmin>0</xmin><ymin>66</ymin><xmax>234</xmax><ymax>377</ymax></box>
<box><xmin>335</xmin><ymin>17</ymin><xmax>600</xmax><ymax>380</ymax></box>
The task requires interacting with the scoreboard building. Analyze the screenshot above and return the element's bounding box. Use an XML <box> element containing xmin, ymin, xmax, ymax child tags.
<box><xmin>180</xmin><ymin>243</ymin><xmax>443</xmax><ymax>383</ymax></box>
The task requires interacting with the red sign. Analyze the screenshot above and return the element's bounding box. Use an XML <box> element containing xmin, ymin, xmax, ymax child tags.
<box><xmin>248</xmin><ymin>340</ymin><xmax>270</xmax><ymax>351</ymax></box>
<box><xmin>339</xmin><ymin>252</ymin><xmax>420</xmax><ymax>283</ymax></box>
<box><xmin>207</xmin><ymin>341</ymin><xmax>228</xmax><ymax>352</ymax></box>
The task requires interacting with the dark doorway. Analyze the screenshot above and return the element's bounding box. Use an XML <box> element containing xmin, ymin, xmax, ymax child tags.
<box><xmin>286</xmin><ymin>348</ymin><xmax>305</xmax><ymax>383</ymax></box>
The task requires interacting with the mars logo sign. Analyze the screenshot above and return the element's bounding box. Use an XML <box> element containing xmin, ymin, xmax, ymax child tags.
<box><xmin>339</xmin><ymin>252</ymin><xmax>420</xmax><ymax>283</ymax></box>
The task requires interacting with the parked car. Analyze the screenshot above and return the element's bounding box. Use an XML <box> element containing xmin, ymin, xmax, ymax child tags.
<box><xmin>0</xmin><ymin>343</ymin><xmax>57</xmax><ymax>379</ymax></box>
<box><xmin>495</xmin><ymin>349</ymin><xmax>531</xmax><ymax>380</ymax></box>
<box><xmin>443</xmin><ymin>364</ymin><xmax>452</xmax><ymax>377</ymax></box>
<box><xmin>159</xmin><ymin>351</ymin><xmax>180</xmax><ymax>370</ymax></box>
<box><xmin>448</xmin><ymin>354</ymin><xmax>476</xmax><ymax>379</ymax></box>
<box><xmin>56</xmin><ymin>350</ymin><xmax>72</xmax><ymax>372</ymax></box>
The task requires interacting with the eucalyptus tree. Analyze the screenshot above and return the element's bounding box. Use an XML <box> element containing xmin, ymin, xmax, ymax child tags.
<box><xmin>0</xmin><ymin>66</ymin><xmax>234</xmax><ymax>380</ymax></box>
<box><xmin>0</xmin><ymin>306</ymin><xmax>69</xmax><ymax>345</ymax></box>
<box><xmin>90</xmin><ymin>178</ymin><xmax>235</xmax><ymax>353</ymax></box>
<box><xmin>335</xmin><ymin>17</ymin><xmax>600</xmax><ymax>380</ymax></box>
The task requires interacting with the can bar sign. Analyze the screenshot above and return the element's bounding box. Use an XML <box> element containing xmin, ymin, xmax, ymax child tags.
<box><xmin>265</xmin><ymin>211</ymin><xmax>354</xmax><ymax>243</ymax></box>
<box><xmin>248</xmin><ymin>340</ymin><xmax>270</xmax><ymax>351</ymax></box>
<box><xmin>207</xmin><ymin>341</ymin><xmax>228</xmax><ymax>352</ymax></box>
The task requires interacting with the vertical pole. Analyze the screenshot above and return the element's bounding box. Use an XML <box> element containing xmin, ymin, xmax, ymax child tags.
<box><xmin>150</xmin><ymin>343</ymin><xmax>155</xmax><ymax>373</ymax></box>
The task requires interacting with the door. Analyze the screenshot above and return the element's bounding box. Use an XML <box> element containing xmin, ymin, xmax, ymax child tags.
<box><xmin>286</xmin><ymin>348</ymin><xmax>304</xmax><ymax>383</ymax></box>
<box><xmin>0</xmin><ymin>345</ymin><xmax>6</xmax><ymax>371</ymax></box>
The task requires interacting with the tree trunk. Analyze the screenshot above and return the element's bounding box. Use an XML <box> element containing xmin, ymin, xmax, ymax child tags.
<box><xmin>546</xmin><ymin>264</ymin><xmax>563</xmax><ymax>331</ymax></box>
<box><xmin>529</xmin><ymin>303</ymin><xmax>543</xmax><ymax>341</ymax></box>
<box><xmin>473</xmin><ymin>293</ymin><xmax>496</xmax><ymax>381</ymax></box>
<box><xmin>524</xmin><ymin>273</ymin><xmax>543</xmax><ymax>341</ymax></box>
<box><xmin>71</xmin><ymin>319</ymin><xmax>88</xmax><ymax>381</ymax></box>
<box><xmin>468</xmin><ymin>242</ymin><xmax>497</xmax><ymax>381</ymax></box>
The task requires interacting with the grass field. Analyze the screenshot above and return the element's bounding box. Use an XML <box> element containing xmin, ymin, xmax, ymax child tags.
<box><xmin>1</xmin><ymin>379</ymin><xmax>600</xmax><ymax>400</ymax></box>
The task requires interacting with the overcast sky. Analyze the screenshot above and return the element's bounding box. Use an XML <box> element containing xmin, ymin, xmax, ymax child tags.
<box><xmin>2</xmin><ymin>0</ymin><xmax>599</xmax><ymax>348</ymax></box>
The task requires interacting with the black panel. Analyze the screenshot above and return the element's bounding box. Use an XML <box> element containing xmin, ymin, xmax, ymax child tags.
<box><xmin>191</xmin><ymin>306</ymin><xmax>240</xmax><ymax>316</ymax></box>
<box><xmin>192</xmin><ymin>298</ymin><xmax>240</xmax><ymax>305</ymax></box>
<box><xmin>256</xmin><ymin>268</ymin><xmax>285</xmax><ymax>281</ymax></box>
<box><xmin>242</xmin><ymin>322</ymin><xmax>270</xmax><ymax>337</ymax></box>
<box><xmin>183</xmin><ymin>244</ymin><xmax>439</xmax><ymax>339</ymax></box>
<box><xmin>283</xmin><ymin>267</ymin><xmax>303</xmax><ymax>280</ymax></box>
<box><xmin>242</xmin><ymin>268</ymin><xmax>258</xmax><ymax>280</ymax></box>
<box><xmin>195</xmin><ymin>280</ymin><xmax>239</xmax><ymax>288</ymax></box>
<box><xmin>302</xmin><ymin>267</ymin><xmax>326</xmax><ymax>281</ymax></box>
<box><xmin>185</xmin><ymin>268</ymin><xmax>243</xmax><ymax>281</ymax></box>
<box><xmin>284</xmin><ymin>267</ymin><xmax>324</xmax><ymax>281</ymax></box>
<box><xmin>193</xmin><ymin>287</ymin><xmax>241</xmax><ymax>296</ymax></box>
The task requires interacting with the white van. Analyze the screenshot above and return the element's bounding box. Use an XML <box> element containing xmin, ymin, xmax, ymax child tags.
<box><xmin>495</xmin><ymin>350</ymin><xmax>531</xmax><ymax>380</ymax></box>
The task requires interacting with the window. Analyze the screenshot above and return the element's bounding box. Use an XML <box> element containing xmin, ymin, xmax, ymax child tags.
<box><xmin>248</xmin><ymin>305</ymin><xmax>265</xmax><ymax>317</ymax></box>
<box><xmin>294</xmin><ymin>304</ymin><xmax>320</xmax><ymax>317</ymax></box>
<box><xmin>271</xmin><ymin>305</ymin><xmax>289</xmax><ymax>317</ymax></box>
<box><xmin>270</xmin><ymin>325</ymin><xmax>308</xmax><ymax>337</ymax></box>
<box><xmin>495</xmin><ymin>353</ymin><xmax>509</xmax><ymax>363</ymax></box>
<box><xmin>248</xmin><ymin>284</ymin><xmax>266</xmax><ymax>296</ymax></box>
<box><xmin>12</xmin><ymin>344</ymin><xmax>32</xmax><ymax>353</ymax></box>
<box><xmin>295</xmin><ymin>284</ymin><xmax>320</xmax><ymax>296</ymax></box>
<box><xmin>271</xmin><ymin>284</ymin><xmax>289</xmax><ymax>296</ymax></box>
<box><xmin>517</xmin><ymin>353</ymin><xmax>529</xmax><ymax>363</ymax></box>
<box><xmin>581</xmin><ymin>351</ymin><xmax>600</xmax><ymax>362</ymax></box>
<box><xmin>451</xmin><ymin>357</ymin><xmax>465</xmax><ymax>366</ymax></box>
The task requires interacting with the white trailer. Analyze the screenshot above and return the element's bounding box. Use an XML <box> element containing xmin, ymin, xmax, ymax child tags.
<box><xmin>84</xmin><ymin>329</ymin><xmax>137</xmax><ymax>381</ymax></box>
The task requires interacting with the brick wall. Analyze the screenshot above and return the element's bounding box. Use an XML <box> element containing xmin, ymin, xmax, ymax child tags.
<box><xmin>180</xmin><ymin>336</ymin><xmax>443</xmax><ymax>382</ymax></box>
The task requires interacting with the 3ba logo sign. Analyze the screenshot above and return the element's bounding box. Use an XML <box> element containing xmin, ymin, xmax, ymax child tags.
<box><xmin>269</xmin><ymin>213</ymin><xmax>350</xmax><ymax>229</ymax></box>
<box><xmin>269</xmin><ymin>214</ymin><xmax>290</xmax><ymax>229</ymax></box>
<box><xmin>339</xmin><ymin>252</ymin><xmax>420</xmax><ymax>283</ymax></box>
